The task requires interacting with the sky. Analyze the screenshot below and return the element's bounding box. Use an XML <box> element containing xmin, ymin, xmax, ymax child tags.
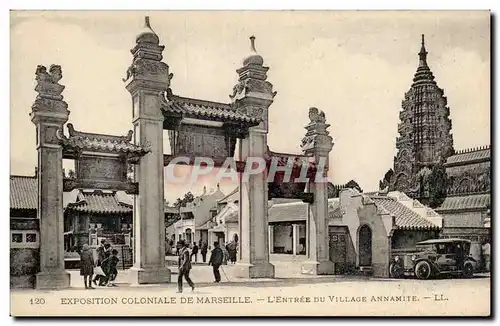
<box><xmin>10</xmin><ymin>11</ymin><xmax>490</xmax><ymax>202</ymax></box>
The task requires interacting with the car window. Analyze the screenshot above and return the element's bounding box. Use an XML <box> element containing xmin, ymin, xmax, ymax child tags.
<box><xmin>436</xmin><ymin>244</ymin><xmax>447</xmax><ymax>254</ymax></box>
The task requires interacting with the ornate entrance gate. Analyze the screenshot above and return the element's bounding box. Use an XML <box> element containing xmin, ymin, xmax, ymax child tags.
<box><xmin>29</xmin><ymin>17</ymin><xmax>337</xmax><ymax>288</ymax></box>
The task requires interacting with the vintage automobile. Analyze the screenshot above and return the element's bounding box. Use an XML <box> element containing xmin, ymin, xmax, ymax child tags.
<box><xmin>389</xmin><ymin>238</ymin><xmax>477</xmax><ymax>279</ymax></box>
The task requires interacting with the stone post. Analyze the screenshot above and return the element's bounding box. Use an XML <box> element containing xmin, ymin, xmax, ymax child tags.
<box><xmin>30</xmin><ymin>64</ymin><xmax>71</xmax><ymax>289</ymax></box>
<box><xmin>231</xmin><ymin>36</ymin><xmax>276</xmax><ymax>278</ymax></box>
<box><xmin>301</xmin><ymin>108</ymin><xmax>335</xmax><ymax>275</ymax></box>
<box><xmin>124</xmin><ymin>17</ymin><xmax>172</xmax><ymax>283</ymax></box>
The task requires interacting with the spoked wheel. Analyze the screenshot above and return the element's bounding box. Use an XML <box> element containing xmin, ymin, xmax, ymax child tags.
<box><xmin>415</xmin><ymin>261</ymin><xmax>431</xmax><ymax>280</ymax></box>
<box><xmin>389</xmin><ymin>263</ymin><xmax>403</xmax><ymax>278</ymax></box>
<box><xmin>462</xmin><ymin>263</ymin><xmax>474</xmax><ymax>278</ymax></box>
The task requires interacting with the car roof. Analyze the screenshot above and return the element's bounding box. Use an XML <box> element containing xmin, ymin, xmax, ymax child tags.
<box><xmin>417</xmin><ymin>238</ymin><xmax>472</xmax><ymax>245</ymax></box>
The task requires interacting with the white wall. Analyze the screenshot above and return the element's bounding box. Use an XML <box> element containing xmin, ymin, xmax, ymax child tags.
<box><xmin>442</xmin><ymin>211</ymin><xmax>484</xmax><ymax>227</ymax></box>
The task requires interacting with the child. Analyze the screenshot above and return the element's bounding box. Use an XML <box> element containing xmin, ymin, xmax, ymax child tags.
<box><xmin>107</xmin><ymin>249</ymin><xmax>120</xmax><ymax>287</ymax></box>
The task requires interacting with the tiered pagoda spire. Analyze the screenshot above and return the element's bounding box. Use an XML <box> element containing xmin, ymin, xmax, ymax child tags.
<box><xmin>388</xmin><ymin>35</ymin><xmax>454</xmax><ymax>195</ymax></box>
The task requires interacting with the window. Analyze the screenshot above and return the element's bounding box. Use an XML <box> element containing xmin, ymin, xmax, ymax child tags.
<box><xmin>26</xmin><ymin>233</ymin><xmax>37</xmax><ymax>243</ymax></box>
<box><xmin>436</xmin><ymin>244</ymin><xmax>446</xmax><ymax>254</ymax></box>
<box><xmin>10</xmin><ymin>230</ymin><xmax>40</xmax><ymax>248</ymax></box>
<box><xmin>12</xmin><ymin>233</ymin><xmax>23</xmax><ymax>243</ymax></box>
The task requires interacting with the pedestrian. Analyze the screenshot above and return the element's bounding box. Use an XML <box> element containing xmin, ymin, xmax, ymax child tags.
<box><xmin>79</xmin><ymin>244</ymin><xmax>95</xmax><ymax>289</ymax></box>
<box><xmin>93</xmin><ymin>239</ymin><xmax>106</xmax><ymax>285</ymax></box>
<box><xmin>227</xmin><ymin>240</ymin><xmax>237</xmax><ymax>264</ymax></box>
<box><xmin>201</xmin><ymin>241</ymin><xmax>208</xmax><ymax>263</ymax></box>
<box><xmin>221</xmin><ymin>242</ymin><xmax>229</xmax><ymax>265</ymax></box>
<box><xmin>482</xmin><ymin>241</ymin><xmax>491</xmax><ymax>272</ymax></box>
<box><xmin>191</xmin><ymin>242</ymin><xmax>199</xmax><ymax>263</ymax></box>
<box><xmin>99</xmin><ymin>251</ymin><xmax>112</xmax><ymax>286</ymax></box>
<box><xmin>208</xmin><ymin>241</ymin><xmax>224</xmax><ymax>283</ymax></box>
<box><xmin>106</xmin><ymin>249</ymin><xmax>120</xmax><ymax>287</ymax></box>
<box><xmin>177</xmin><ymin>240</ymin><xmax>195</xmax><ymax>293</ymax></box>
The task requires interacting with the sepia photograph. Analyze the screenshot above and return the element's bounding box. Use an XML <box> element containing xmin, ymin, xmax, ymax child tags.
<box><xmin>8</xmin><ymin>10</ymin><xmax>491</xmax><ymax>317</ymax></box>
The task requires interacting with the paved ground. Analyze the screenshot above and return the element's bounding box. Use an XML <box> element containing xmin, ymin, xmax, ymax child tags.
<box><xmin>11</xmin><ymin>274</ymin><xmax>490</xmax><ymax>317</ymax></box>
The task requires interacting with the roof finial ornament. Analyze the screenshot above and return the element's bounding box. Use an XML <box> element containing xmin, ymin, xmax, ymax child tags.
<box><xmin>242</xmin><ymin>35</ymin><xmax>264</xmax><ymax>66</ymax></box>
<box><xmin>418</xmin><ymin>34</ymin><xmax>428</xmax><ymax>68</ymax></box>
<box><xmin>250</xmin><ymin>35</ymin><xmax>257</xmax><ymax>53</ymax></box>
<box><xmin>136</xmin><ymin>15</ymin><xmax>159</xmax><ymax>44</ymax></box>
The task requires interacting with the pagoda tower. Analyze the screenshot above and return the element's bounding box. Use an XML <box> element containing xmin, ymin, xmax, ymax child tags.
<box><xmin>386</xmin><ymin>35</ymin><xmax>454</xmax><ymax>196</ymax></box>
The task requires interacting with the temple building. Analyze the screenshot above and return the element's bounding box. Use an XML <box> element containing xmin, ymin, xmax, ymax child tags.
<box><xmin>379</xmin><ymin>35</ymin><xmax>491</xmax><ymax>257</ymax></box>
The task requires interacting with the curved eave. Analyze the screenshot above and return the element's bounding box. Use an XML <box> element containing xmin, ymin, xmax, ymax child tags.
<box><xmin>162</xmin><ymin>106</ymin><xmax>261</xmax><ymax>126</ymax></box>
<box><xmin>61</xmin><ymin>140</ymin><xmax>149</xmax><ymax>159</ymax></box>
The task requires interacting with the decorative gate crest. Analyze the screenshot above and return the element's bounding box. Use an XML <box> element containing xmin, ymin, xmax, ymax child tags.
<box><xmin>58</xmin><ymin>123</ymin><xmax>150</xmax><ymax>194</ymax></box>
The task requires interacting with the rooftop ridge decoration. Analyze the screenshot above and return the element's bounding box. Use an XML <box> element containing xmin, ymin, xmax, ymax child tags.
<box><xmin>57</xmin><ymin>123</ymin><xmax>151</xmax><ymax>155</ymax></box>
<box><xmin>66</xmin><ymin>123</ymin><xmax>133</xmax><ymax>143</ymax></box>
<box><xmin>160</xmin><ymin>88</ymin><xmax>262</xmax><ymax>125</ymax></box>
<box><xmin>163</xmin><ymin>88</ymin><xmax>232</xmax><ymax>110</ymax></box>
<box><xmin>454</xmin><ymin>145</ymin><xmax>491</xmax><ymax>154</ymax></box>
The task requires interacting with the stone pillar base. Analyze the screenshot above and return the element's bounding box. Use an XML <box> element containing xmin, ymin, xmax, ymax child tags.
<box><xmin>301</xmin><ymin>260</ymin><xmax>335</xmax><ymax>275</ymax></box>
<box><xmin>129</xmin><ymin>266</ymin><xmax>171</xmax><ymax>284</ymax></box>
<box><xmin>35</xmin><ymin>271</ymin><xmax>71</xmax><ymax>290</ymax></box>
<box><xmin>234</xmin><ymin>262</ymin><xmax>275</xmax><ymax>279</ymax></box>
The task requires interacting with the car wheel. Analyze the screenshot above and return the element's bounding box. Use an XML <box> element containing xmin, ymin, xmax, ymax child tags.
<box><xmin>389</xmin><ymin>263</ymin><xmax>403</xmax><ymax>278</ymax></box>
<box><xmin>415</xmin><ymin>261</ymin><xmax>431</xmax><ymax>280</ymax></box>
<box><xmin>462</xmin><ymin>263</ymin><xmax>474</xmax><ymax>278</ymax></box>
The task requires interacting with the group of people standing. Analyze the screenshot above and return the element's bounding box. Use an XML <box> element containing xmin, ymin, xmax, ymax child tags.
<box><xmin>79</xmin><ymin>239</ymin><xmax>120</xmax><ymax>289</ymax></box>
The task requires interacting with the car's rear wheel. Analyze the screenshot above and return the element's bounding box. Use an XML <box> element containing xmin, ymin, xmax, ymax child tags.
<box><xmin>462</xmin><ymin>263</ymin><xmax>474</xmax><ymax>278</ymax></box>
<box><xmin>415</xmin><ymin>261</ymin><xmax>431</xmax><ymax>280</ymax></box>
<box><xmin>389</xmin><ymin>263</ymin><xmax>403</xmax><ymax>278</ymax></box>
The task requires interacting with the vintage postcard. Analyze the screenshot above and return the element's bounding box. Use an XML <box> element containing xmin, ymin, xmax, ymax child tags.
<box><xmin>9</xmin><ymin>10</ymin><xmax>491</xmax><ymax>317</ymax></box>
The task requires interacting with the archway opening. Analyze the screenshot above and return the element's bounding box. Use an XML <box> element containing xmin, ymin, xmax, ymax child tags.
<box><xmin>358</xmin><ymin>224</ymin><xmax>372</xmax><ymax>267</ymax></box>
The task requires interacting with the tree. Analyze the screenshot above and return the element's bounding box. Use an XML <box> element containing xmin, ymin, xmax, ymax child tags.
<box><xmin>183</xmin><ymin>191</ymin><xmax>195</xmax><ymax>204</ymax></box>
<box><xmin>428</xmin><ymin>162</ymin><xmax>448</xmax><ymax>208</ymax></box>
<box><xmin>174</xmin><ymin>198</ymin><xmax>182</xmax><ymax>208</ymax></box>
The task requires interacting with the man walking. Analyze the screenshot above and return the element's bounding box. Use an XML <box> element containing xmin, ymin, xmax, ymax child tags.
<box><xmin>191</xmin><ymin>242</ymin><xmax>199</xmax><ymax>263</ymax></box>
<box><xmin>201</xmin><ymin>241</ymin><xmax>208</xmax><ymax>263</ymax></box>
<box><xmin>208</xmin><ymin>241</ymin><xmax>224</xmax><ymax>283</ymax></box>
<box><xmin>177</xmin><ymin>240</ymin><xmax>195</xmax><ymax>293</ymax></box>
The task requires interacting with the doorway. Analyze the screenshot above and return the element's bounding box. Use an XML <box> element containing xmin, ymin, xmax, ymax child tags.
<box><xmin>358</xmin><ymin>224</ymin><xmax>372</xmax><ymax>266</ymax></box>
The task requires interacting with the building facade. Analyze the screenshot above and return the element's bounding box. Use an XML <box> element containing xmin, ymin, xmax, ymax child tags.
<box><xmin>165</xmin><ymin>186</ymin><xmax>225</xmax><ymax>247</ymax></box>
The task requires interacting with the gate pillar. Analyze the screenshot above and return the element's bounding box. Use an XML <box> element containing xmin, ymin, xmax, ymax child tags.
<box><xmin>300</xmin><ymin>108</ymin><xmax>335</xmax><ymax>275</ymax></box>
<box><xmin>30</xmin><ymin>64</ymin><xmax>70</xmax><ymax>289</ymax></box>
<box><xmin>231</xmin><ymin>37</ymin><xmax>276</xmax><ymax>278</ymax></box>
<box><xmin>124</xmin><ymin>17</ymin><xmax>172</xmax><ymax>283</ymax></box>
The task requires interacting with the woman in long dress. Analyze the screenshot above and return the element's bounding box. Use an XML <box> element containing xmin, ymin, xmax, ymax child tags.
<box><xmin>79</xmin><ymin>244</ymin><xmax>95</xmax><ymax>289</ymax></box>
